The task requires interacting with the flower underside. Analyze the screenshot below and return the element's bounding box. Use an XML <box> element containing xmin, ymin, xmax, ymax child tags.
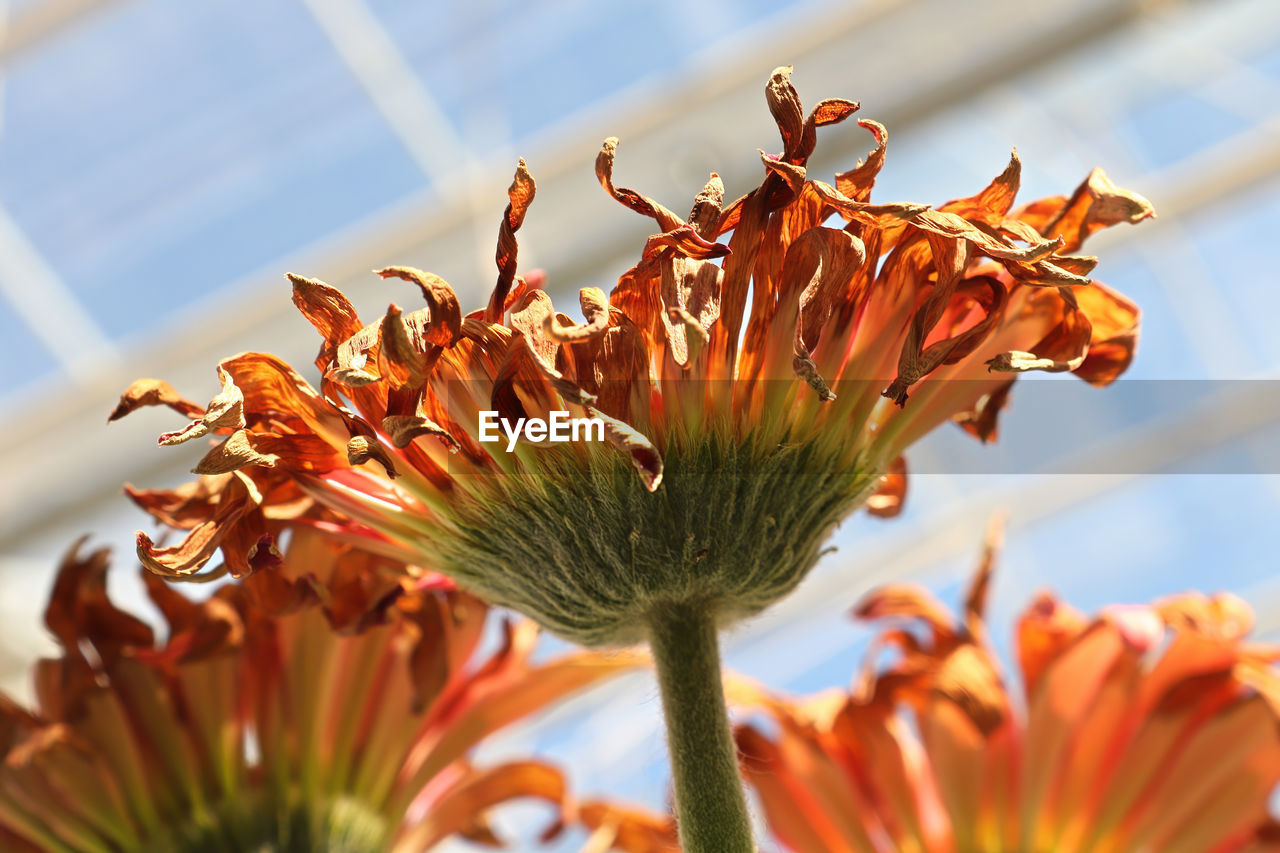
<box><xmin>434</xmin><ymin>429</ymin><xmax>880</xmax><ymax>644</ymax></box>
<box><xmin>112</xmin><ymin>66</ymin><xmax>1151</xmax><ymax>646</ymax></box>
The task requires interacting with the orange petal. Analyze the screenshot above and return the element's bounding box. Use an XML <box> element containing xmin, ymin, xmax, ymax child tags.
<box><xmin>107</xmin><ymin>378</ymin><xmax>203</xmax><ymax>423</ymax></box>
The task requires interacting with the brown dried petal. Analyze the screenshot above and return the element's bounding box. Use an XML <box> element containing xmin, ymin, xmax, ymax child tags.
<box><xmin>136</xmin><ymin>472</ymin><xmax>260</xmax><ymax>578</ymax></box>
<box><xmin>788</xmin><ymin>227</ymin><xmax>868</xmax><ymax>400</ymax></box>
<box><xmin>329</xmin><ymin>322</ymin><xmax>382</xmax><ymax>387</ymax></box>
<box><xmin>986</xmin><ymin>290</ymin><xmax>1091</xmax><ymax>376</ymax></box>
<box><xmin>190</xmin><ymin>429</ymin><xmax>335</xmax><ymax>476</ymax></box>
<box><xmin>834</xmin><ymin>119</ymin><xmax>888</xmax><ymax>203</ymax></box>
<box><xmin>192</xmin><ymin>429</ymin><xmax>280</xmax><ymax>474</ymax></box>
<box><xmin>108</xmin><ymin>378</ymin><xmax>203</xmax><ymax>423</ymax></box>
<box><xmin>288</xmin><ymin>273</ymin><xmax>364</xmax><ymax>372</ymax></box>
<box><xmin>346</xmin><ymin>435</ymin><xmax>399</xmax><ymax>478</ymax></box>
<box><xmin>687</xmin><ymin>173</ymin><xmax>724</xmax><ymax>239</ymax></box>
<box><xmin>1025</xmin><ymin>167</ymin><xmax>1156</xmax><ymax>253</ymax></box>
<box><xmin>941</xmin><ymin>149</ymin><xmax>1022</xmax><ymax>224</ymax></box>
<box><xmin>595</xmin><ymin>138</ymin><xmax>683</xmax><ymax>231</ymax></box>
<box><xmin>544</xmin><ymin>287</ymin><xmax>610</xmax><ymax>343</ymax></box>
<box><xmin>376</xmin><ymin>304</ymin><xmax>427</xmax><ymax>389</ymax></box>
<box><xmin>588</xmin><ymin>407</ymin><xmax>663</xmax><ymax>492</ymax></box>
<box><xmin>487</xmin><ymin>159</ymin><xmax>537</xmax><ymax>321</ymax></box>
<box><xmin>157</xmin><ymin>365</ymin><xmax>246</xmax><ymax>446</ymax></box>
<box><xmin>509</xmin><ymin>289</ymin><xmax>559</xmax><ymax>367</ymax></box>
<box><xmin>953</xmin><ymin>378</ymin><xmax>1015</xmax><ymax>444</ymax></box>
<box><xmin>660</xmin><ymin>256</ymin><xmax>722</xmax><ymax>367</ymax></box>
<box><xmin>124</xmin><ymin>476</ymin><xmax>227</xmax><ymax>530</ymax></box>
<box><xmin>382</xmin><ymin>414</ymin><xmax>458</xmax><ymax>451</ymax></box>
<box><xmin>377</xmin><ymin>266</ymin><xmax>463</xmax><ymax>347</ymax></box>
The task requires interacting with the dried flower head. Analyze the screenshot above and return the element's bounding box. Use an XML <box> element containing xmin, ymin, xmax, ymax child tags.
<box><xmin>112</xmin><ymin>67</ymin><xmax>1151</xmax><ymax>648</ymax></box>
<box><xmin>0</xmin><ymin>532</ymin><xmax>639</xmax><ymax>852</ymax></box>
<box><xmin>730</xmin><ymin>521</ymin><xmax>1280</xmax><ymax>853</ymax></box>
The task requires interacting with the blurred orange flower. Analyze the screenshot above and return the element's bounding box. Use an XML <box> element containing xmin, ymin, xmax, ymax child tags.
<box><xmin>732</xmin><ymin>522</ymin><xmax>1280</xmax><ymax>853</ymax></box>
<box><xmin>0</xmin><ymin>531</ymin><xmax>640</xmax><ymax>852</ymax></box>
<box><xmin>110</xmin><ymin>67</ymin><xmax>1152</xmax><ymax>649</ymax></box>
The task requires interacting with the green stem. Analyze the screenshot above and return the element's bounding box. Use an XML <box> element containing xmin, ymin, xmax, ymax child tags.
<box><xmin>648</xmin><ymin>602</ymin><xmax>755</xmax><ymax>853</ymax></box>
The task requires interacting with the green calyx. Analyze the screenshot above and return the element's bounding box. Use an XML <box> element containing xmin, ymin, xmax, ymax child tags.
<box><xmin>429</xmin><ymin>429</ymin><xmax>879</xmax><ymax>646</ymax></box>
<box><xmin>159</xmin><ymin>792</ymin><xmax>388</xmax><ymax>853</ymax></box>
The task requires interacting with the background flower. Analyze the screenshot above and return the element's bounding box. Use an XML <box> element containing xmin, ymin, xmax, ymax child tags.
<box><xmin>731</xmin><ymin>520</ymin><xmax>1280</xmax><ymax>853</ymax></box>
<box><xmin>0</xmin><ymin>530</ymin><xmax>640</xmax><ymax>852</ymax></box>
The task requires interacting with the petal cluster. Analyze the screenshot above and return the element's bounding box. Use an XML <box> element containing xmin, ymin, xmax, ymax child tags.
<box><xmin>112</xmin><ymin>67</ymin><xmax>1150</xmax><ymax>644</ymax></box>
<box><xmin>731</xmin><ymin>523</ymin><xmax>1280</xmax><ymax>853</ymax></box>
<box><xmin>0</xmin><ymin>532</ymin><xmax>640</xmax><ymax>851</ymax></box>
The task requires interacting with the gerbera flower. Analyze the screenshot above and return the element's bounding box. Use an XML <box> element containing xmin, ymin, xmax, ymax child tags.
<box><xmin>111</xmin><ymin>67</ymin><xmax>1151</xmax><ymax>850</ymax></box>
<box><xmin>0</xmin><ymin>530</ymin><xmax>639</xmax><ymax>852</ymax></box>
<box><xmin>732</xmin><ymin>520</ymin><xmax>1280</xmax><ymax>853</ymax></box>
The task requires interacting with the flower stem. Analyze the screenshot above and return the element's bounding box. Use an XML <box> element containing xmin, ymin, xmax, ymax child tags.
<box><xmin>648</xmin><ymin>602</ymin><xmax>754</xmax><ymax>853</ymax></box>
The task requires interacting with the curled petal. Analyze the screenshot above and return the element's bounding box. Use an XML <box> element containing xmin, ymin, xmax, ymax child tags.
<box><xmin>377</xmin><ymin>267</ymin><xmax>462</xmax><ymax>347</ymax></box>
<box><xmin>660</xmin><ymin>256</ymin><xmax>721</xmax><ymax>367</ymax></box>
<box><xmin>1022</xmin><ymin>167</ymin><xmax>1156</xmax><ymax>252</ymax></box>
<box><xmin>834</xmin><ymin>119</ymin><xmax>888</xmax><ymax>203</ymax></box>
<box><xmin>953</xmin><ymin>378</ymin><xmax>1015</xmax><ymax>444</ymax></box>
<box><xmin>765</xmin><ymin>65</ymin><xmax>805</xmax><ymax>160</ymax></box>
<box><xmin>587</xmin><ymin>407</ymin><xmax>663</xmax><ymax>492</ymax></box>
<box><xmin>135</xmin><ymin>473</ymin><xmax>261</xmax><ymax>578</ymax></box>
<box><xmin>346</xmin><ymin>435</ymin><xmax>399</xmax><ymax>478</ymax></box>
<box><xmin>1074</xmin><ymin>279</ymin><xmax>1140</xmax><ymax>385</ymax></box>
<box><xmin>45</xmin><ymin>538</ymin><xmax>154</xmax><ymax>660</ymax></box>
<box><xmin>510</xmin><ymin>289</ymin><xmax>560</xmax><ymax>367</ymax></box>
<box><xmin>788</xmin><ymin>226</ymin><xmax>868</xmax><ymax>400</ymax></box>
<box><xmin>544</xmin><ymin>288</ymin><xmax>611</xmax><ymax>343</ymax></box>
<box><xmin>687</xmin><ymin>172</ymin><xmax>724</xmax><ymax>238</ymax></box>
<box><xmin>377</xmin><ymin>304</ymin><xmax>428</xmax><ymax>390</ymax></box>
<box><xmin>595</xmin><ymin>138</ymin><xmax>682</xmax><ymax>231</ymax></box>
<box><xmin>329</xmin><ymin>322</ymin><xmax>382</xmax><ymax>386</ymax></box>
<box><xmin>383</xmin><ymin>414</ymin><xmax>458</xmax><ymax>451</ymax></box>
<box><xmin>193</xmin><ymin>429</ymin><xmax>280</xmax><ymax>474</ymax></box>
<box><xmin>645</xmin><ymin>223</ymin><xmax>730</xmax><ymax>261</ymax></box>
<box><xmin>886</xmin><ymin>268</ymin><xmax>1006</xmax><ymax>407</ymax></box>
<box><xmin>288</xmin><ymin>273</ymin><xmax>363</xmax><ymax>372</ymax></box>
<box><xmin>486</xmin><ymin>159</ymin><xmax>537</xmax><ymax>321</ymax></box>
<box><xmin>986</xmin><ymin>289</ymin><xmax>1091</xmax><ymax>377</ymax></box>
<box><xmin>124</xmin><ymin>477</ymin><xmax>228</xmax><ymax>530</ymax></box>
<box><xmin>108</xmin><ymin>378</ymin><xmax>203</xmax><ymax>423</ymax></box>
<box><xmin>191</xmin><ymin>429</ymin><xmax>336</xmax><ymax>475</ymax></box>
<box><xmin>157</xmin><ymin>366</ymin><xmax>245</xmax><ymax>446</ymax></box>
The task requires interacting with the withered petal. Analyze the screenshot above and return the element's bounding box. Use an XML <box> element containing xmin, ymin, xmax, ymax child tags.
<box><xmin>834</xmin><ymin>119</ymin><xmax>888</xmax><ymax>203</ymax></box>
<box><xmin>544</xmin><ymin>287</ymin><xmax>610</xmax><ymax>343</ymax></box>
<box><xmin>288</xmin><ymin>273</ymin><xmax>364</xmax><ymax>373</ymax></box>
<box><xmin>377</xmin><ymin>267</ymin><xmax>463</xmax><ymax>347</ymax></box>
<box><xmin>382</xmin><ymin>414</ymin><xmax>459</xmax><ymax>451</ymax></box>
<box><xmin>487</xmin><ymin>159</ymin><xmax>537</xmax><ymax>321</ymax></box>
<box><xmin>346</xmin><ymin>435</ymin><xmax>399</xmax><ymax>478</ymax></box>
<box><xmin>135</xmin><ymin>473</ymin><xmax>261</xmax><ymax>578</ymax></box>
<box><xmin>157</xmin><ymin>365</ymin><xmax>246</xmax><ymax>446</ymax></box>
<box><xmin>588</xmin><ymin>407</ymin><xmax>663</xmax><ymax>492</ymax></box>
<box><xmin>595</xmin><ymin>138</ymin><xmax>683</xmax><ymax>232</ymax></box>
<box><xmin>108</xmin><ymin>379</ymin><xmax>203</xmax><ymax>423</ymax></box>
